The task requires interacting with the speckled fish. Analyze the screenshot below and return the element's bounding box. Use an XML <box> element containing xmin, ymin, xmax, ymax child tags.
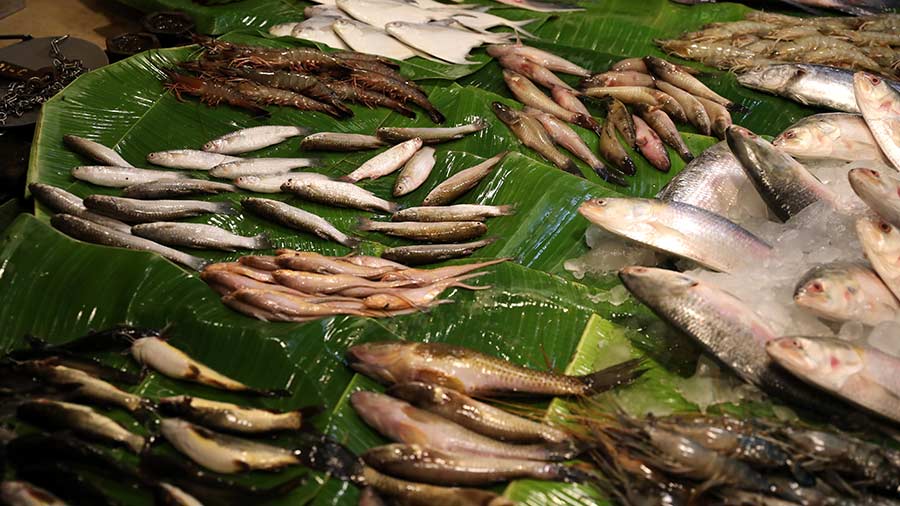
<box><xmin>794</xmin><ymin>261</ymin><xmax>900</xmax><ymax>326</ymax></box>
<box><xmin>498</xmin><ymin>54</ymin><xmax>574</xmax><ymax>91</ymax></box>
<box><xmin>773</xmin><ymin>113</ymin><xmax>889</xmax><ymax>163</ymax></box>
<box><xmin>631</xmin><ymin>114</ymin><xmax>671</xmax><ymax>173</ymax></box>
<box><xmin>421</xmin><ymin>151</ymin><xmax>506</xmax><ymax>206</ymax></box>
<box><xmin>300</xmin><ymin>132</ymin><xmax>387</xmax><ymax>151</ymax></box>
<box><xmin>381</xmin><ymin>238</ymin><xmax>497</xmax><ymax>264</ymax></box>
<box><xmin>392</xmin><ymin>204</ymin><xmax>514</xmax><ymax>222</ymax></box>
<box><xmin>849</xmin><ymin>168</ymin><xmax>900</xmax><ymax>228</ymax></box>
<box><xmin>234</xmin><ymin>172</ymin><xmax>329</xmax><ymax>193</ymax></box>
<box><xmin>16</xmin><ymin>359</ymin><xmax>144</xmax><ymax>412</ymax></box>
<box><xmin>385</xmin><ymin>21</ymin><xmax>510</xmax><ymax>65</ymax></box>
<box><xmin>854</xmin><ymin>72</ymin><xmax>900</xmax><ymax>170</ymax></box>
<box><xmin>132</xmin><ymin>336</ymin><xmax>281</xmax><ymax>396</ymax></box>
<box><xmin>636</xmin><ymin>104</ymin><xmax>694</xmax><ymax>162</ymax></box>
<box><xmin>486</xmin><ymin>45</ymin><xmax>590</xmax><ymax>76</ymax></box>
<box><xmin>767</xmin><ymin>337</ymin><xmax>900</xmax><ymax>424</ymax></box>
<box><xmin>83</xmin><ymin>195</ymin><xmax>234</xmax><ymax>223</ymax></box>
<box><xmin>656</xmin><ymin>81</ymin><xmax>712</xmax><ymax>136</ymax></box>
<box><xmin>341</xmin><ymin>138</ymin><xmax>423</xmax><ymax>183</ymax></box>
<box><xmin>579</xmin><ymin>198</ymin><xmax>772</xmax><ymax>272</ymax></box>
<box><xmin>346</xmin><ymin>341</ymin><xmax>643</xmax><ymax>396</ymax></box>
<box><xmin>389</xmin><ymin>382</ymin><xmax>569</xmax><ymax>443</ymax></box>
<box><xmin>292</xmin><ymin>16</ymin><xmax>349</xmax><ymax>50</ymax></box>
<box><xmin>696</xmin><ymin>96</ymin><xmax>732</xmax><ymax>140</ymax></box>
<box><xmin>29</xmin><ymin>183</ymin><xmax>131</xmax><ymax>234</ymax></box>
<box><xmin>0</xmin><ymin>481</ymin><xmax>66</xmax><ymax>506</ymax></box>
<box><xmin>17</xmin><ymin>399</ymin><xmax>145</xmax><ymax>453</ymax></box>
<box><xmin>208</xmin><ymin>158</ymin><xmax>320</xmax><ymax>179</ymax></box>
<box><xmin>121</xmin><ymin>179</ymin><xmax>236</xmax><ymax>199</ymax></box>
<box><xmin>726</xmin><ymin>126</ymin><xmax>837</xmax><ymax>221</ymax></box>
<box><xmin>71</xmin><ymin>166</ymin><xmax>189</xmax><ymax>188</ymax></box>
<box><xmin>63</xmin><ymin>134</ymin><xmax>133</xmax><ymax>167</ymax></box>
<box><xmin>159</xmin><ymin>418</ymin><xmax>299</xmax><ymax>474</ymax></box>
<box><xmin>380</xmin><ymin>257</ymin><xmax>509</xmax><ymax>284</ymax></box>
<box><xmin>332</xmin><ymin>18</ymin><xmax>419</xmax><ymax>60</ymax></box>
<box><xmin>351</xmin><ymin>391</ymin><xmax>580</xmax><ymax>461</ymax></box>
<box><xmin>131</xmin><ymin>222</ymin><xmax>271</xmax><ymax>252</ymax></box>
<box><xmin>503</xmin><ymin>70</ymin><xmax>585</xmax><ymax>126</ymax></box>
<box><xmin>393</xmin><ymin>146</ymin><xmax>436</xmax><ymax>197</ymax></box>
<box><xmin>599</xmin><ymin>117</ymin><xmax>637</xmax><ymax>176</ymax></box>
<box><xmin>360</xmin><ymin>467</ymin><xmax>513</xmax><ymax>506</ymax></box>
<box><xmin>376</xmin><ymin>119</ymin><xmax>487</xmax><ymax>144</ymax></box>
<box><xmin>856</xmin><ymin>215</ymin><xmax>900</xmax><ymax>300</ymax></box>
<box><xmin>582</xmin><ymin>71</ymin><xmax>655</xmax><ymax>88</ymax></box>
<box><xmin>492</xmin><ymin>102</ymin><xmax>577</xmax><ymax>174</ymax></box>
<box><xmin>644</xmin><ymin>56</ymin><xmax>737</xmax><ymax>110</ymax></box>
<box><xmin>241</xmin><ymin>197</ymin><xmax>357</xmax><ymax>247</ymax></box>
<box><xmin>158</xmin><ymin>396</ymin><xmax>310</xmax><ymax>434</ymax></box>
<box><xmin>146</xmin><ymin>149</ymin><xmax>241</xmax><ymax>170</ymax></box>
<box><xmin>50</xmin><ymin>214</ymin><xmax>208</xmax><ymax>271</ymax></box>
<box><xmin>281</xmin><ymin>178</ymin><xmax>398</xmax><ymax>213</ymax></box>
<box><xmin>358</xmin><ymin>219</ymin><xmax>487</xmax><ymax>243</ymax></box>
<box><xmin>203</xmin><ymin>126</ymin><xmax>310</xmax><ymax>155</ymax></box>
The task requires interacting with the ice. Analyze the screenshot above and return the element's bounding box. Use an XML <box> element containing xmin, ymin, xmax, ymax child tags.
<box><xmin>564</xmin><ymin>226</ymin><xmax>661</xmax><ymax>279</ymax></box>
<box><xmin>838</xmin><ymin>321</ymin><xmax>866</xmax><ymax>342</ymax></box>
<box><xmin>866</xmin><ymin>321</ymin><xmax>900</xmax><ymax>357</ymax></box>
<box><xmin>674</xmin><ymin>356</ymin><xmax>762</xmax><ymax>413</ymax></box>
<box><xmin>589</xmin><ymin>284</ymin><xmax>630</xmax><ymax>306</ymax></box>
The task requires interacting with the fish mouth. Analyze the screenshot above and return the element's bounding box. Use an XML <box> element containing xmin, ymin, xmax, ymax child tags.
<box><xmin>577</xmin><ymin>198</ymin><xmax>609</xmax><ymax>224</ymax></box>
<box><xmin>766</xmin><ymin>337</ymin><xmax>815</xmax><ymax>371</ymax></box>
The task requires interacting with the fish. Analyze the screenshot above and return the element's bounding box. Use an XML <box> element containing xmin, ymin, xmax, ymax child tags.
<box><xmin>794</xmin><ymin>261</ymin><xmax>900</xmax><ymax>326</ymax></box>
<box><xmin>336</xmin><ymin>0</ymin><xmax>437</xmax><ymax>29</ymax></box>
<box><xmin>201</xmin><ymin>269</ymin><xmax>304</xmax><ymax>297</ymax></box>
<box><xmin>274</xmin><ymin>250</ymin><xmax>395</xmax><ymax>278</ymax></box>
<box><xmin>332</xmin><ymin>18</ymin><xmax>420</xmax><ymax>61</ymax></box>
<box><xmin>132</xmin><ymin>336</ymin><xmax>283</xmax><ymax>396</ymax></box>
<box><xmin>381</xmin><ymin>238</ymin><xmax>497</xmax><ymax>264</ymax></box>
<box><xmin>582</xmin><ymin>85</ymin><xmax>659</xmax><ymax>107</ymax></box>
<box><xmin>599</xmin><ymin>117</ymin><xmax>637</xmax><ymax>176</ymax></box>
<box><xmin>63</xmin><ymin>134</ymin><xmax>133</xmax><ymax>167</ymax></box>
<box><xmin>636</xmin><ymin>104</ymin><xmax>694</xmax><ymax>162</ymax></box>
<box><xmin>380</xmin><ymin>257</ymin><xmax>510</xmax><ymax>284</ymax></box>
<box><xmin>158</xmin><ymin>395</ymin><xmax>312</xmax><ymax>433</ymax></box>
<box><xmin>850</xmin><ymin>167</ymin><xmax>900</xmax><ymax>228</ymax></box>
<box><xmin>854</xmin><ymin>72</ymin><xmax>900</xmax><ymax>170</ymax></box>
<box><xmin>0</xmin><ymin>481</ymin><xmax>66</xmax><ymax>506</ymax></box>
<box><xmin>208</xmin><ymin>158</ymin><xmax>320</xmax><ymax>179</ymax></box>
<box><xmin>696</xmin><ymin>96</ymin><xmax>732</xmax><ymax>139</ymax></box>
<box><xmin>498</xmin><ymin>54</ymin><xmax>574</xmax><ymax>91</ymax></box>
<box><xmin>267</xmin><ymin>21</ymin><xmax>301</xmax><ymax>37</ymax></box>
<box><xmin>767</xmin><ymin>337</ymin><xmax>900</xmax><ymax>424</ymax></box>
<box><xmin>292</xmin><ymin>16</ymin><xmax>350</xmax><ymax>50</ymax></box>
<box><xmin>350</xmin><ymin>391</ymin><xmax>581</xmax><ymax>461</ymax></box>
<box><xmin>773</xmin><ymin>113</ymin><xmax>889</xmax><ymax>162</ymax></box>
<box><xmin>550</xmin><ymin>86</ymin><xmax>602</xmax><ymax>134</ymax></box>
<box><xmin>281</xmin><ymin>178</ymin><xmax>398</xmax><ymax>213</ymax></box>
<box><xmin>225</xmin><ymin>288</ymin><xmax>376</xmax><ymax>320</ymax></box>
<box><xmin>581</xmin><ymin>71</ymin><xmax>655</xmax><ymax>88</ymax></box>
<box><xmin>359</xmin><ymin>487</ymin><xmax>386</xmax><ymax>506</ymax></box>
<box><xmin>486</xmin><ymin>44</ymin><xmax>590</xmax><ymax>76</ymax></box>
<box><xmin>392</xmin><ymin>204</ymin><xmax>515</xmax><ymax>222</ymax></box>
<box><xmin>131</xmin><ymin>222</ymin><xmax>271</xmax><ymax>252</ymax></box>
<box><xmin>492</xmin><ymin>102</ymin><xmax>578</xmax><ymax>175</ymax></box>
<box><xmin>394</xmin><ymin>146</ymin><xmax>436</xmax><ymax>197</ymax></box>
<box><xmin>121</xmin><ymin>179</ymin><xmax>236</xmax><ymax>199</ymax></box>
<box><xmin>360</xmin><ymin>466</ymin><xmax>514</xmax><ymax>506</ymax></box>
<box><xmin>234</xmin><ymin>172</ymin><xmax>329</xmax><ymax>193</ymax></box>
<box><xmin>146</xmin><ymin>149</ymin><xmax>242</xmax><ymax>170</ymax></box>
<box><xmin>388</xmin><ymin>382</ymin><xmax>569</xmax><ymax>443</ymax></box>
<box><xmin>271</xmin><ymin>269</ymin><xmax>411</xmax><ymax>295</ymax></box>
<box><xmin>157</xmin><ymin>483</ymin><xmax>204</xmax><ymax>506</ymax></box>
<box><xmin>604</xmin><ymin>97</ymin><xmax>637</xmax><ymax>148</ymax></box>
<box><xmin>28</xmin><ymin>183</ymin><xmax>132</xmax><ymax>234</ymax></box>
<box><xmin>300</xmin><ymin>132</ymin><xmax>387</xmax><ymax>151</ymax></box>
<box><xmin>631</xmin><ymin>114</ymin><xmax>671</xmax><ymax>173</ymax></box>
<box><xmin>579</xmin><ymin>198</ymin><xmax>772</xmax><ymax>272</ymax></box>
<box><xmin>71</xmin><ymin>166</ymin><xmax>189</xmax><ymax>188</ymax></box>
<box><xmin>341</xmin><ymin>138</ymin><xmax>424</xmax><ymax>183</ymax></box>
<box><xmin>343</xmin><ymin>255</ymin><xmax>407</xmax><ymax>270</ymax></box>
<box><xmin>359</xmin><ymin>218</ymin><xmax>487</xmax><ymax>243</ymax></box>
<box><xmin>449</xmin><ymin>11</ymin><xmax>538</xmax><ymax>37</ymax></box>
<box><xmin>241</xmin><ymin>197</ymin><xmax>357</xmax><ymax>247</ymax></box>
<box><xmin>385</xmin><ymin>21</ymin><xmax>510</xmax><ymax>65</ymax></box>
<box><xmin>644</xmin><ymin>56</ymin><xmax>739</xmax><ymax>110</ymax></box>
<box><xmin>491</xmin><ymin>0</ymin><xmax>582</xmax><ymax>12</ymax></box>
<box><xmin>203</xmin><ymin>126</ymin><xmax>310</xmax><ymax>155</ymax></box>
<box><xmin>50</xmin><ymin>214</ymin><xmax>208</xmax><ymax>271</ymax></box>
<box><xmin>15</xmin><ymin>359</ymin><xmax>144</xmax><ymax>412</ymax></box>
<box><xmin>159</xmin><ymin>418</ymin><xmax>300</xmax><ymax>473</ymax></box>
<box><xmin>346</xmin><ymin>340</ymin><xmax>644</xmax><ymax>396</ymax></box>
<box><xmin>376</xmin><ymin>119</ymin><xmax>487</xmax><ymax>144</ymax></box>
<box><xmin>17</xmin><ymin>399</ymin><xmax>145</xmax><ymax>453</ymax></box>
<box><xmin>360</xmin><ymin>274</ymin><xmax>487</xmax><ymax>310</ymax></box>
<box><xmin>503</xmin><ymin>70</ymin><xmax>587</xmax><ymax>127</ymax></box>
<box><xmin>82</xmin><ymin>195</ymin><xmax>234</xmax><ymax>223</ymax></box>
<box><xmin>656</xmin><ymin>81</ymin><xmax>712</xmax><ymax>136</ymax></box>
<box><xmin>421</xmin><ymin>151</ymin><xmax>506</xmax><ymax>206</ymax></box>
<box><xmin>856</xmin><ymin>215</ymin><xmax>900</xmax><ymax>300</ymax></box>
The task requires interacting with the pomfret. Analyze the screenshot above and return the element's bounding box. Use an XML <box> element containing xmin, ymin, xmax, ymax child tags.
<box><xmin>292</xmin><ymin>16</ymin><xmax>349</xmax><ymax>50</ymax></box>
<box><xmin>385</xmin><ymin>21</ymin><xmax>510</xmax><ymax>65</ymax></box>
<box><xmin>332</xmin><ymin>18</ymin><xmax>419</xmax><ymax>60</ymax></box>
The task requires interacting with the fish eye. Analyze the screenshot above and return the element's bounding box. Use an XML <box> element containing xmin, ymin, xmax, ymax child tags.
<box><xmin>880</xmin><ymin>221</ymin><xmax>893</xmax><ymax>234</ymax></box>
<box><xmin>809</xmin><ymin>282</ymin><xmax>823</xmax><ymax>293</ymax></box>
<box><xmin>783</xmin><ymin>131</ymin><xmax>796</xmax><ymax>139</ymax></box>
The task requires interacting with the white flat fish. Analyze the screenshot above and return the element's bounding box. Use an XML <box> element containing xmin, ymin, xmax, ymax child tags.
<box><xmin>310</xmin><ymin>0</ymin><xmax>337</xmax><ymax>4</ymax></box>
<box><xmin>268</xmin><ymin>22</ymin><xmax>301</xmax><ymax>37</ymax></box>
<box><xmin>336</xmin><ymin>0</ymin><xmax>439</xmax><ymax>28</ymax></box>
<box><xmin>385</xmin><ymin>21</ymin><xmax>510</xmax><ymax>64</ymax></box>
<box><xmin>292</xmin><ymin>16</ymin><xmax>350</xmax><ymax>50</ymax></box>
<box><xmin>450</xmin><ymin>11</ymin><xmax>536</xmax><ymax>36</ymax></box>
<box><xmin>332</xmin><ymin>18</ymin><xmax>418</xmax><ymax>60</ymax></box>
<box><xmin>304</xmin><ymin>4</ymin><xmax>350</xmax><ymax>17</ymax></box>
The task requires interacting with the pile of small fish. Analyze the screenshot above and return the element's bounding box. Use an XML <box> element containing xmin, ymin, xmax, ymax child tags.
<box><xmin>659</xmin><ymin>10</ymin><xmax>900</xmax><ymax>78</ymax></box>
<box><xmin>203</xmin><ymin>251</ymin><xmax>506</xmax><ymax>321</ymax></box>
<box><xmin>166</xmin><ymin>37</ymin><xmax>446</xmax><ymax>123</ymax></box>
<box><xmin>492</xmin><ymin>46</ymin><xmax>733</xmax><ymax>185</ymax></box>
<box><xmin>343</xmin><ymin>340</ymin><xmax>645</xmax><ymax>505</ymax></box>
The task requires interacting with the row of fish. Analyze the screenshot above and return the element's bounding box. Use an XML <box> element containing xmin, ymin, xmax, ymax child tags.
<box><xmin>671</xmin><ymin>0</ymin><xmax>900</xmax><ymax>16</ymax></box>
<box><xmin>659</xmin><ymin>10</ymin><xmax>900</xmax><ymax>77</ymax></box>
<box><xmin>202</xmin><ymin>251</ymin><xmax>506</xmax><ymax>321</ymax></box>
<box><xmin>307</xmin><ymin>0</ymin><xmax>583</xmax><ymax>13</ymax></box>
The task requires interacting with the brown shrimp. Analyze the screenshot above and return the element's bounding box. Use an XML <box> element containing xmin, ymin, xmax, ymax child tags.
<box><xmin>164</xmin><ymin>72</ymin><xmax>269</xmax><ymax>116</ymax></box>
<box><xmin>233</xmin><ymin>81</ymin><xmax>348</xmax><ymax>118</ymax></box>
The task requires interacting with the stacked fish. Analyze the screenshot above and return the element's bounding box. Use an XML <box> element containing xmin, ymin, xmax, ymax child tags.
<box><xmin>167</xmin><ymin>38</ymin><xmax>447</xmax><ymax>123</ymax></box>
<box><xmin>659</xmin><ymin>10</ymin><xmax>900</xmax><ymax>78</ymax></box>
<box><xmin>343</xmin><ymin>340</ymin><xmax>645</xmax><ymax>505</ymax></box>
<box><xmin>268</xmin><ymin>0</ymin><xmax>539</xmax><ymax>63</ymax></box>
<box><xmin>0</xmin><ymin>326</ymin><xmax>319</xmax><ymax>505</ymax></box>
<box><xmin>202</xmin><ymin>251</ymin><xmax>506</xmax><ymax>322</ymax></box>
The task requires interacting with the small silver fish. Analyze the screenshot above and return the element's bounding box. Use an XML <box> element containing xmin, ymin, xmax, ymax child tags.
<box><xmin>121</xmin><ymin>179</ymin><xmax>236</xmax><ymax>199</ymax></box>
<box><xmin>146</xmin><ymin>149</ymin><xmax>241</xmax><ymax>170</ymax></box>
<box><xmin>358</xmin><ymin>218</ymin><xmax>487</xmax><ymax>243</ymax></box>
<box><xmin>300</xmin><ymin>132</ymin><xmax>387</xmax><ymax>151</ymax></box>
<box><xmin>394</xmin><ymin>146</ymin><xmax>436</xmax><ymax>197</ymax></box>
<box><xmin>83</xmin><ymin>195</ymin><xmax>234</xmax><ymax>223</ymax></box>
<box><xmin>381</xmin><ymin>238</ymin><xmax>497</xmax><ymax>265</ymax></box>
<box><xmin>209</xmin><ymin>158</ymin><xmax>321</xmax><ymax>179</ymax></box>
<box><xmin>203</xmin><ymin>126</ymin><xmax>309</xmax><ymax>154</ymax></box>
<box><xmin>341</xmin><ymin>138</ymin><xmax>424</xmax><ymax>183</ymax></box>
<box><xmin>392</xmin><ymin>204</ymin><xmax>515</xmax><ymax>222</ymax></box>
<box><xmin>421</xmin><ymin>152</ymin><xmax>506</xmax><ymax>206</ymax></box>
<box><xmin>376</xmin><ymin>119</ymin><xmax>487</xmax><ymax>144</ymax></box>
<box><xmin>63</xmin><ymin>134</ymin><xmax>133</xmax><ymax>167</ymax></box>
<box><xmin>281</xmin><ymin>178</ymin><xmax>398</xmax><ymax>213</ymax></box>
<box><xmin>158</xmin><ymin>395</ymin><xmax>308</xmax><ymax>433</ymax></box>
<box><xmin>29</xmin><ymin>183</ymin><xmax>131</xmax><ymax>234</ymax></box>
<box><xmin>233</xmin><ymin>172</ymin><xmax>329</xmax><ymax>193</ymax></box>
<box><xmin>17</xmin><ymin>399</ymin><xmax>145</xmax><ymax>453</ymax></box>
<box><xmin>71</xmin><ymin>166</ymin><xmax>189</xmax><ymax>188</ymax></box>
<box><xmin>241</xmin><ymin>197</ymin><xmax>358</xmax><ymax>247</ymax></box>
<box><xmin>131</xmin><ymin>222</ymin><xmax>271</xmax><ymax>252</ymax></box>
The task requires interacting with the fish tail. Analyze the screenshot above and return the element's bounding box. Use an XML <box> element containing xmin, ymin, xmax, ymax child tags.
<box><xmin>496</xmin><ymin>204</ymin><xmax>516</xmax><ymax>215</ymax></box>
<box><xmin>424</xmin><ymin>106</ymin><xmax>446</xmax><ymax>124</ymax></box>
<box><xmin>212</xmin><ymin>201</ymin><xmax>238</xmax><ymax>215</ymax></box>
<box><xmin>183</xmin><ymin>255</ymin><xmax>211</xmax><ymax>272</ymax></box>
<box><xmin>357</xmin><ymin>217</ymin><xmax>376</xmax><ymax>231</ymax></box>
<box><xmin>341</xmin><ymin>235</ymin><xmax>362</xmax><ymax>248</ymax></box>
<box><xmin>554</xmin><ymin>463</ymin><xmax>600</xmax><ymax>484</ymax></box>
<box><xmin>337</xmin><ymin>174</ymin><xmax>357</xmax><ymax>183</ymax></box>
<box><xmin>578</xmin><ymin>358</ymin><xmax>646</xmax><ymax>395</ymax></box>
<box><xmin>253</xmin><ymin>233</ymin><xmax>274</xmax><ymax>250</ymax></box>
<box><xmin>294</xmin><ymin>434</ymin><xmax>365</xmax><ymax>483</ymax></box>
<box><xmin>544</xmin><ymin>438</ymin><xmax>590</xmax><ymax>460</ymax></box>
<box><xmin>725</xmin><ymin>101</ymin><xmax>749</xmax><ymax>114</ymax></box>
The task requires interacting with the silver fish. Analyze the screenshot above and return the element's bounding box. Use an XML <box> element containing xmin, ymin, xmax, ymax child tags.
<box><xmin>492</xmin><ymin>0</ymin><xmax>581</xmax><ymax>11</ymax></box>
<box><xmin>849</xmin><ymin>168</ymin><xmax>900</xmax><ymax>228</ymax></box>
<box><xmin>579</xmin><ymin>198</ymin><xmax>772</xmax><ymax>272</ymax></box>
<box><xmin>50</xmin><ymin>214</ymin><xmax>207</xmax><ymax>271</ymax></box>
<box><xmin>854</xmin><ymin>72</ymin><xmax>900</xmax><ymax>170</ymax></box>
<box><xmin>392</xmin><ymin>204</ymin><xmax>515</xmax><ymax>222</ymax></box>
<box><xmin>203</xmin><ymin>126</ymin><xmax>309</xmax><ymax>154</ymax></box>
<box><xmin>281</xmin><ymin>178</ymin><xmax>398</xmax><ymax>213</ymax></box>
<box><xmin>376</xmin><ymin>119</ymin><xmax>487</xmax><ymax>144</ymax></box>
<box><xmin>794</xmin><ymin>261</ymin><xmax>900</xmax><ymax>326</ymax></box>
<box><xmin>381</xmin><ymin>238</ymin><xmax>497</xmax><ymax>265</ymax></box>
<box><xmin>267</xmin><ymin>21</ymin><xmax>301</xmax><ymax>37</ymax></box>
<box><xmin>146</xmin><ymin>149</ymin><xmax>241</xmax><ymax>170</ymax></box>
<box><xmin>358</xmin><ymin>219</ymin><xmax>487</xmax><ymax>243</ymax></box>
<box><xmin>384</xmin><ymin>21</ymin><xmax>511</xmax><ymax>65</ymax></box>
<box><xmin>63</xmin><ymin>134</ymin><xmax>133</xmax><ymax>167</ymax></box>
<box><xmin>341</xmin><ymin>138</ymin><xmax>424</xmax><ymax>183</ymax></box>
<box><xmin>28</xmin><ymin>183</ymin><xmax>131</xmax><ymax>234</ymax></box>
<box><xmin>131</xmin><ymin>222</ymin><xmax>271</xmax><ymax>252</ymax></box>
<box><xmin>17</xmin><ymin>359</ymin><xmax>144</xmax><ymax>412</ymax></box>
<box><xmin>300</xmin><ymin>132</ymin><xmax>387</xmax><ymax>151</ymax></box>
<box><xmin>241</xmin><ymin>197</ymin><xmax>357</xmax><ymax>247</ymax></box>
<box><xmin>486</xmin><ymin>44</ymin><xmax>590</xmax><ymax>76</ymax></box>
<box><xmin>17</xmin><ymin>399</ymin><xmax>145</xmax><ymax>453</ymax></box>
<box><xmin>394</xmin><ymin>147</ymin><xmax>436</xmax><ymax>197</ymax></box>
<box><xmin>158</xmin><ymin>395</ymin><xmax>307</xmax><ymax>433</ymax></box>
<box><xmin>209</xmin><ymin>158</ymin><xmax>320</xmax><ymax>179</ymax></box>
<box><xmin>0</xmin><ymin>481</ymin><xmax>66</xmax><ymax>506</ymax></box>
<box><xmin>83</xmin><ymin>195</ymin><xmax>234</xmax><ymax>223</ymax></box>
<box><xmin>159</xmin><ymin>418</ymin><xmax>299</xmax><ymax>473</ymax></box>
<box><xmin>121</xmin><ymin>179</ymin><xmax>236</xmax><ymax>199</ymax></box>
<box><xmin>233</xmin><ymin>172</ymin><xmax>329</xmax><ymax>193</ymax></box>
<box><xmin>856</xmin><ymin>215</ymin><xmax>900</xmax><ymax>300</ymax></box>
<box><xmin>71</xmin><ymin>166</ymin><xmax>189</xmax><ymax>188</ymax></box>
<box><xmin>422</xmin><ymin>152</ymin><xmax>506</xmax><ymax>206</ymax></box>
<box><xmin>773</xmin><ymin>113</ymin><xmax>889</xmax><ymax>163</ymax></box>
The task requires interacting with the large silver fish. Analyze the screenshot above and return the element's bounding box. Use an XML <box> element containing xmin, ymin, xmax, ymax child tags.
<box><xmin>794</xmin><ymin>261</ymin><xmax>900</xmax><ymax>326</ymax></box>
<box><xmin>131</xmin><ymin>222</ymin><xmax>272</xmax><ymax>252</ymax></box>
<box><xmin>856</xmin><ymin>215</ymin><xmax>900</xmax><ymax>300</ymax></box>
<box><xmin>849</xmin><ymin>168</ymin><xmax>900</xmax><ymax>228</ymax></box>
<box><xmin>854</xmin><ymin>72</ymin><xmax>900</xmax><ymax>170</ymax></box>
<box><xmin>29</xmin><ymin>183</ymin><xmax>131</xmax><ymax>234</ymax></box>
<box><xmin>773</xmin><ymin>113</ymin><xmax>889</xmax><ymax>163</ymax></box>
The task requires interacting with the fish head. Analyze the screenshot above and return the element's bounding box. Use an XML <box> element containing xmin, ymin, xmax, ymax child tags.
<box><xmin>579</xmin><ymin>197</ymin><xmax>657</xmax><ymax>232</ymax></box>
<box><xmin>491</xmin><ymin>101</ymin><xmax>519</xmax><ymax>123</ymax></box>
<box><xmin>349</xmin><ymin>391</ymin><xmax>415</xmax><ymax>435</ymax></box>
<box><xmin>772</xmin><ymin>126</ymin><xmax>816</xmax><ymax>154</ymax></box>
<box><xmin>848</xmin><ymin>167</ymin><xmax>892</xmax><ymax>202</ymax></box>
<box><xmin>736</xmin><ymin>65</ymin><xmax>797</xmax><ymax>92</ymax></box>
<box><xmin>856</xmin><ymin>216</ymin><xmax>900</xmax><ymax>257</ymax></box>
<box><xmin>853</xmin><ymin>72</ymin><xmax>893</xmax><ymax>103</ymax></box>
<box><xmin>618</xmin><ymin>266</ymin><xmax>700</xmax><ymax>300</ymax></box>
<box><xmin>501</xmin><ymin>69</ymin><xmax>524</xmax><ymax>87</ymax></box>
<box><xmin>386</xmin><ymin>381</ymin><xmax>451</xmax><ymax>407</ymax></box>
<box><xmin>793</xmin><ymin>271</ymin><xmax>848</xmax><ymax>320</ymax></box>
<box><xmin>345</xmin><ymin>341</ymin><xmax>415</xmax><ymax>384</ymax></box>
<box><xmin>766</xmin><ymin>337</ymin><xmax>864</xmax><ymax>390</ymax></box>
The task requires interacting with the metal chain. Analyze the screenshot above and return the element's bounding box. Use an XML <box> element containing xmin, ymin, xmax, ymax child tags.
<box><xmin>0</xmin><ymin>35</ymin><xmax>86</xmax><ymax>125</ymax></box>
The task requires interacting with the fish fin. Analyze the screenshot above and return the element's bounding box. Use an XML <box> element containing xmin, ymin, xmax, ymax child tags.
<box><xmin>341</xmin><ymin>235</ymin><xmax>362</xmax><ymax>248</ymax></box>
<box><xmin>260</xmin><ymin>474</ymin><xmax>308</xmax><ymax>499</ymax></box>
<box><xmin>578</xmin><ymin>358</ymin><xmax>647</xmax><ymax>395</ymax></box>
<box><xmin>337</xmin><ymin>174</ymin><xmax>357</xmax><ymax>183</ymax></box>
<box><xmin>356</xmin><ymin>217</ymin><xmax>375</xmax><ymax>231</ymax></box>
<box><xmin>213</xmin><ymin>202</ymin><xmax>238</xmax><ymax>215</ymax></box>
<box><xmin>293</xmin><ymin>434</ymin><xmax>364</xmax><ymax>482</ymax></box>
<box><xmin>254</xmin><ymin>233</ymin><xmax>274</xmax><ymax>250</ymax></box>
<box><xmin>183</xmin><ymin>255</ymin><xmax>210</xmax><ymax>272</ymax></box>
